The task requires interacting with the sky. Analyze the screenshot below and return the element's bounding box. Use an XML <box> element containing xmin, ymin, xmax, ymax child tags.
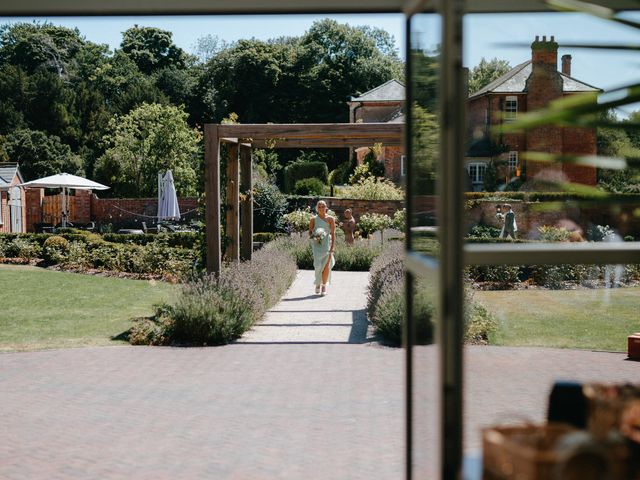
<box><xmin>1</xmin><ymin>12</ymin><xmax>638</xmax><ymax>115</ymax></box>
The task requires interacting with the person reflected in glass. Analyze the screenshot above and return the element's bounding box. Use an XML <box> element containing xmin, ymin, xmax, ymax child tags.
<box><xmin>339</xmin><ymin>208</ymin><xmax>357</xmax><ymax>246</ymax></box>
<box><xmin>496</xmin><ymin>203</ymin><xmax>517</xmax><ymax>239</ymax></box>
<box><xmin>308</xmin><ymin>200</ymin><xmax>336</xmax><ymax>295</ymax></box>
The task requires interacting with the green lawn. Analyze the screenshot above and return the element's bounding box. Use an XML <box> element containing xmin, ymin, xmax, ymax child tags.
<box><xmin>474</xmin><ymin>287</ymin><xmax>640</xmax><ymax>352</ymax></box>
<box><xmin>0</xmin><ymin>265</ymin><xmax>176</xmax><ymax>351</ymax></box>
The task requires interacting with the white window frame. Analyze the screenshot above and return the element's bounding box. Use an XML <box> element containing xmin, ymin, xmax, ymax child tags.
<box><xmin>508</xmin><ymin>151</ymin><xmax>518</xmax><ymax>171</ymax></box>
<box><xmin>0</xmin><ymin>191</ymin><xmax>4</xmax><ymax>225</ymax></box>
<box><xmin>467</xmin><ymin>162</ymin><xmax>486</xmax><ymax>184</ymax></box>
<box><xmin>400</xmin><ymin>154</ymin><xmax>407</xmax><ymax>176</ymax></box>
<box><xmin>504</xmin><ymin>96</ymin><xmax>518</xmax><ymax>122</ymax></box>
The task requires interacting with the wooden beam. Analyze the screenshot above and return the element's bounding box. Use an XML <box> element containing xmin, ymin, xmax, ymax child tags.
<box><xmin>225</xmin><ymin>144</ymin><xmax>240</xmax><ymax>262</ymax></box>
<box><xmin>204</xmin><ymin>124</ymin><xmax>221</xmax><ymax>274</ymax></box>
<box><xmin>217</xmin><ymin>123</ymin><xmax>403</xmax><ymax>140</ymax></box>
<box><xmin>248</xmin><ymin>138</ymin><xmax>403</xmax><ymax>148</ymax></box>
<box><xmin>239</xmin><ymin>145</ymin><xmax>253</xmax><ymax>261</ymax></box>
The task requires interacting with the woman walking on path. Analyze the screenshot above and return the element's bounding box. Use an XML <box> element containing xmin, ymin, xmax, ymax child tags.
<box><xmin>309</xmin><ymin>200</ymin><xmax>336</xmax><ymax>295</ymax></box>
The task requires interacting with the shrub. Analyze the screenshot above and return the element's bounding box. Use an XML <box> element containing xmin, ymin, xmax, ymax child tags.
<box><xmin>43</xmin><ymin>235</ymin><xmax>70</xmax><ymax>263</ymax></box>
<box><xmin>64</xmin><ymin>241</ymin><xmax>90</xmax><ymax>267</ymax></box>
<box><xmin>328</xmin><ymin>161</ymin><xmax>352</xmax><ymax>186</ymax></box>
<box><xmin>358</xmin><ymin>212</ymin><xmax>393</xmax><ymax>239</ymax></box>
<box><xmin>348</xmin><ymin>164</ymin><xmax>373</xmax><ymax>185</ymax></box>
<box><xmin>284</xmin><ymin>161</ymin><xmax>329</xmax><ymax>193</ymax></box>
<box><xmin>282</xmin><ymin>208</ymin><xmax>314</xmax><ymax>233</ymax></box>
<box><xmin>464</xmin><ymin>292</ymin><xmax>497</xmax><ymax>344</ymax></box>
<box><xmin>467</xmin><ymin>265</ymin><xmax>520</xmax><ymax>289</ymax></box>
<box><xmin>5</xmin><ymin>237</ymin><xmax>42</xmax><ymax>259</ymax></box>
<box><xmin>140</xmin><ymin>244</ymin><xmax>297</xmax><ymax>346</ymax></box>
<box><xmin>253</xmin><ymin>179</ymin><xmax>288</xmax><ymax>233</ymax></box>
<box><xmin>392</xmin><ymin>208</ymin><xmax>406</xmax><ymax>232</ymax></box>
<box><xmin>366</xmin><ymin>242</ymin><xmax>435</xmax><ymax>346</ymax></box>
<box><xmin>340</xmin><ymin>176</ymin><xmax>405</xmax><ymax>200</ymax></box>
<box><xmin>293</xmin><ymin>177</ymin><xmax>325</xmax><ymax>196</ymax></box>
<box><xmin>468</xmin><ymin>225</ymin><xmax>501</xmax><ymax>238</ymax></box>
<box><xmin>538</xmin><ymin>225</ymin><xmax>570</xmax><ymax>242</ymax></box>
<box><xmin>587</xmin><ymin>224</ymin><xmax>616</xmax><ymax>242</ymax></box>
<box><xmin>253</xmin><ymin>232</ymin><xmax>276</xmax><ymax>243</ymax></box>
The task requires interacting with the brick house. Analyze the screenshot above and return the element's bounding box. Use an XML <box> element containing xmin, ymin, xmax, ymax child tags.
<box><xmin>0</xmin><ymin>163</ymin><xmax>26</xmax><ymax>233</ymax></box>
<box><xmin>347</xmin><ymin>79</ymin><xmax>406</xmax><ymax>183</ymax></box>
<box><xmin>466</xmin><ymin>35</ymin><xmax>600</xmax><ymax>190</ymax></box>
<box><xmin>350</xmin><ymin>36</ymin><xmax>600</xmax><ymax>191</ymax></box>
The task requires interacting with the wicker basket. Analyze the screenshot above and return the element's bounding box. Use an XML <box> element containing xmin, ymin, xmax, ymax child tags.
<box><xmin>482</xmin><ymin>423</ymin><xmax>576</xmax><ymax>480</ymax></box>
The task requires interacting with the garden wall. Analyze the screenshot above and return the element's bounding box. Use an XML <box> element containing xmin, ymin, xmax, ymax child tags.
<box><xmin>290</xmin><ymin>196</ymin><xmax>435</xmax><ymax>222</ymax></box>
<box><xmin>468</xmin><ymin>200</ymin><xmax>640</xmax><ymax>239</ymax></box>
<box><xmin>90</xmin><ymin>196</ymin><xmax>200</xmax><ymax>226</ymax></box>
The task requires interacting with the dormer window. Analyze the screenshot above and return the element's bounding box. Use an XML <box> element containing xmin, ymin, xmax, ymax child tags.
<box><xmin>504</xmin><ymin>96</ymin><xmax>518</xmax><ymax>122</ymax></box>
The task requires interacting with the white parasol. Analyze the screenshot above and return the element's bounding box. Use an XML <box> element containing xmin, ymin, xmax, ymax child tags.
<box><xmin>157</xmin><ymin>170</ymin><xmax>181</xmax><ymax>221</ymax></box>
<box><xmin>20</xmin><ymin>173</ymin><xmax>109</xmax><ymax>227</ymax></box>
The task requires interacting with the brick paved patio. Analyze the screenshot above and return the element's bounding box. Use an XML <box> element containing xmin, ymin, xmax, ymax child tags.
<box><xmin>1</xmin><ymin>270</ymin><xmax>637</xmax><ymax>479</ymax></box>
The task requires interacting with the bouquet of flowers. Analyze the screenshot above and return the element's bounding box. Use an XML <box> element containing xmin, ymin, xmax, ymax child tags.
<box><xmin>310</xmin><ymin>227</ymin><xmax>327</xmax><ymax>245</ymax></box>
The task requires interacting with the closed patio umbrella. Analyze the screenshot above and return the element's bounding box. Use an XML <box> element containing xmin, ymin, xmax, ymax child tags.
<box><xmin>157</xmin><ymin>170</ymin><xmax>180</xmax><ymax>221</ymax></box>
<box><xmin>19</xmin><ymin>172</ymin><xmax>109</xmax><ymax>227</ymax></box>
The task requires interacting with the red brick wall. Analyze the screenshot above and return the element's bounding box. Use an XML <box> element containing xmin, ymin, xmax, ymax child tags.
<box><xmin>90</xmin><ymin>196</ymin><xmax>200</xmax><ymax>225</ymax></box>
<box><xmin>467</xmin><ymin>200</ymin><xmax>640</xmax><ymax>238</ymax></box>
<box><xmin>383</xmin><ymin>146</ymin><xmax>404</xmax><ymax>182</ymax></box>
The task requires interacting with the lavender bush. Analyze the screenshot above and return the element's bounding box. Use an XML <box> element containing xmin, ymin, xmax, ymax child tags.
<box><xmin>130</xmin><ymin>243</ymin><xmax>297</xmax><ymax>346</ymax></box>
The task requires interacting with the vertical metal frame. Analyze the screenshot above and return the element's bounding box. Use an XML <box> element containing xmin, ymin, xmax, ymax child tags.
<box><xmin>403</xmin><ymin>15</ymin><xmax>415</xmax><ymax>480</ymax></box>
<box><xmin>438</xmin><ymin>0</ymin><xmax>465</xmax><ymax>477</ymax></box>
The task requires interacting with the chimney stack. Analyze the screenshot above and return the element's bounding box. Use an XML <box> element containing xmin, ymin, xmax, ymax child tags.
<box><xmin>531</xmin><ymin>35</ymin><xmax>559</xmax><ymax>68</ymax></box>
<box><xmin>561</xmin><ymin>54</ymin><xmax>572</xmax><ymax>76</ymax></box>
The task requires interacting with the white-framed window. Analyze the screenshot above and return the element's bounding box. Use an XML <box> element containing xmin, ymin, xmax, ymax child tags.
<box><xmin>0</xmin><ymin>191</ymin><xmax>3</xmax><ymax>225</ymax></box>
<box><xmin>467</xmin><ymin>162</ymin><xmax>487</xmax><ymax>185</ymax></box>
<box><xmin>504</xmin><ymin>96</ymin><xmax>518</xmax><ymax>122</ymax></box>
<box><xmin>400</xmin><ymin>155</ymin><xmax>407</xmax><ymax>176</ymax></box>
<box><xmin>508</xmin><ymin>151</ymin><xmax>519</xmax><ymax>171</ymax></box>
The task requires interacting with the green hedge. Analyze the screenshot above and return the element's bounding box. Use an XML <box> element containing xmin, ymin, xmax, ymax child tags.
<box><xmin>284</xmin><ymin>161</ymin><xmax>328</xmax><ymax>193</ymax></box>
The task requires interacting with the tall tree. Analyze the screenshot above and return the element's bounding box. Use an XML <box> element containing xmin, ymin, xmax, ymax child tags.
<box><xmin>0</xmin><ymin>22</ymin><xmax>87</xmax><ymax>78</ymax></box>
<box><xmin>120</xmin><ymin>26</ymin><xmax>189</xmax><ymax>75</ymax></box>
<box><xmin>296</xmin><ymin>19</ymin><xmax>404</xmax><ymax>123</ymax></box>
<box><xmin>468</xmin><ymin>57</ymin><xmax>511</xmax><ymax>95</ymax></box>
<box><xmin>0</xmin><ymin>129</ymin><xmax>83</xmax><ymax>181</ymax></box>
<box><xmin>95</xmin><ymin>103</ymin><xmax>201</xmax><ymax>197</ymax></box>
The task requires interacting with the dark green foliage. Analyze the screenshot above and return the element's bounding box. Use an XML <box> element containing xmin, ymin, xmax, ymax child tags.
<box><xmin>284</xmin><ymin>161</ymin><xmax>329</xmax><ymax>193</ymax></box>
<box><xmin>101</xmin><ymin>232</ymin><xmax>199</xmax><ymax>249</ymax></box>
<box><xmin>466</xmin><ymin>265</ymin><xmax>521</xmax><ymax>289</ymax></box>
<box><xmin>120</xmin><ymin>26</ymin><xmax>188</xmax><ymax>75</ymax></box>
<box><xmin>294</xmin><ymin>177</ymin><xmax>325</xmax><ymax>196</ymax></box>
<box><xmin>328</xmin><ymin>161</ymin><xmax>353</xmax><ymax>186</ymax></box>
<box><xmin>253</xmin><ymin>232</ymin><xmax>276</xmax><ymax>243</ymax></box>
<box><xmin>468</xmin><ymin>225</ymin><xmax>501</xmax><ymax>238</ymax></box>
<box><xmin>1</xmin><ymin>129</ymin><xmax>83</xmax><ymax>180</ymax></box>
<box><xmin>468</xmin><ymin>57</ymin><xmax>511</xmax><ymax>95</ymax></box>
<box><xmin>253</xmin><ymin>179</ymin><xmax>288</xmax><ymax>233</ymax></box>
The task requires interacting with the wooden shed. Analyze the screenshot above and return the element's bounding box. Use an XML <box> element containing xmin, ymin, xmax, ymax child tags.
<box><xmin>0</xmin><ymin>163</ymin><xmax>26</xmax><ymax>233</ymax></box>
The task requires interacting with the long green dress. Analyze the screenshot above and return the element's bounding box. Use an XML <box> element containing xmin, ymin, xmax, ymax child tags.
<box><xmin>310</xmin><ymin>215</ymin><xmax>335</xmax><ymax>286</ymax></box>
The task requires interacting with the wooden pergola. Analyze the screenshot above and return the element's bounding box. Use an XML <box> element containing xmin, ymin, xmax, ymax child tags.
<box><xmin>204</xmin><ymin>122</ymin><xmax>404</xmax><ymax>273</ymax></box>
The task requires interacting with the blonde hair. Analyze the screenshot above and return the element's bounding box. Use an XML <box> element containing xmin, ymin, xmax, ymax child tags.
<box><xmin>316</xmin><ymin>200</ymin><xmax>327</xmax><ymax>210</ymax></box>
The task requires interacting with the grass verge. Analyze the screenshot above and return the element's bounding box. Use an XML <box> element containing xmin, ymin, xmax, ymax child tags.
<box><xmin>0</xmin><ymin>265</ymin><xmax>176</xmax><ymax>351</ymax></box>
<box><xmin>474</xmin><ymin>287</ymin><xmax>640</xmax><ymax>352</ymax></box>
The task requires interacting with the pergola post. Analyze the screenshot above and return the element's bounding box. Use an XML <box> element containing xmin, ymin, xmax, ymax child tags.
<box><xmin>204</xmin><ymin>124</ymin><xmax>221</xmax><ymax>274</ymax></box>
<box><xmin>225</xmin><ymin>144</ymin><xmax>240</xmax><ymax>262</ymax></box>
<box><xmin>240</xmin><ymin>144</ymin><xmax>253</xmax><ymax>261</ymax></box>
